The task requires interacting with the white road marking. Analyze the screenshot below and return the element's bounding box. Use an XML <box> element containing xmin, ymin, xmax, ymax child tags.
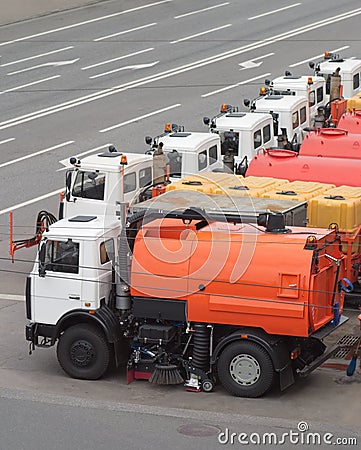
<box><xmin>57</xmin><ymin>143</ymin><xmax>111</xmax><ymax>170</ymax></box>
<box><xmin>1</xmin><ymin>47</ymin><xmax>74</xmax><ymax>67</ymax></box>
<box><xmin>248</xmin><ymin>3</ymin><xmax>301</xmax><ymax>20</ymax></box>
<box><xmin>202</xmin><ymin>73</ymin><xmax>271</xmax><ymax>97</ymax></box>
<box><xmin>94</xmin><ymin>23</ymin><xmax>157</xmax><ymax>42</ymax></box>
<box><xmin>238</xmin><ymin>52</ymin><xmax>274</xmax><ymax>70</ymax></box>
<box><xmin>89</xmin><ymin>61</ymin><xmax>159</xmax><ymax>79</ymax></box>
<box><xmin>81</xmin><ymin>48</ymin><xmax>154</xmax><ymax>70</ymax></box>
<box><xmin>0</xmin><ymin>189</ymin><xmax>63</xmax><ymax>216</ymax></box>
<box><xmin>0</xmin><ymin>294</ymin><xmax>25</xmax><ymax>302</ymax></box>
<box><xmin>289</xmin><ymin>45</ymin><xmax>350</xmax><ymax>67</ymax></box>
<box><xmin>0</xmin><ymin>141</ymin><xmax>74</xmax><ymax>169</ymax></box>
<box><xmin>0</xmin><ymin>138</ymin><xmax>15</xmax><ymax>145</ymax></box>
<box><xmin>0</xmin><ymin>8</ymin><xmax>360</xmax><ymax>131</ymax></box>
<box><xmin>99</xmin><ymin>104</ymin><xmax>181</xmax><ymax>132</ymax></box>
<box><xmin>0</xmin><ymin>75</ymin><xmax>60</xmax><ymax>95</ymax></box>
<box><xmin>0</xmin><ymin>1</ymin><xmax>171</xmax><ymax>47</ymax></box>
<box><xmin>174</xmin><ymin>3</ymin><xmax>229</xmax><ymax>19</ymax></box>
<box><xmin>7</xmin><ymin>59</ymin><xmax>79</xmax><ymax>76</ymax></box>
<box><xmin>170</xmin><ymin>24</ymin><xmax>231</xmax><ymax>44</ymax></box>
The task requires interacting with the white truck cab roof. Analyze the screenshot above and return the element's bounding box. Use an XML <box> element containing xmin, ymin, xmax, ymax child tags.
<box><xmin>272</xmin><ymin>75</ymin><xmax>325</xmax><ymax>92</ymax></box>
<box><xmin>61</xmin><ymin>151</ymin><xmax>152</xmax><ymax>173</ymax></box>
<box><xmin>213</xmin><ymin>111</ymin><xmax>272</xmax><ymax>131</ymax></box>
<box><xmin>160</xmin><ymin>131</ymin><xmax>219</xmax><ymax>152</ymax></box>
<box><xmin>318</xmin><ymin>58</ymin><xmax>361</xmax><ymax>76</ymax></box>
<box><xmin>254</xmin><ymin>94</ymin><xmax>307</xmax><ymax>112</ymax></box>
<box><xmin>44</xmin><ymin>215</ymin><xmax>120</xmax><ymax>240</ymax></box>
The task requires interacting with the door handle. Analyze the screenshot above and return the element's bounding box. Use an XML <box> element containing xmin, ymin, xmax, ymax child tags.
<box><xmin>69</xmin><ymin>295</ymin><xmax>80</xmax><ymax>300</ymax></box>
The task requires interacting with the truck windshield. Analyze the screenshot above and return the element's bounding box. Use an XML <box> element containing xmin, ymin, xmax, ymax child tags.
<box><xmin>72</xmin><ymin>171</ymin><xmax>105</xmax><ymax>200</ymax></box>
<box><xmin>165</xmin><ymin>150</ymin><xmax>182</xmax><ymax>178</ymax></box>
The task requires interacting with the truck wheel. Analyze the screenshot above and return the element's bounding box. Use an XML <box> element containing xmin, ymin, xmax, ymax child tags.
<box><xmin>217</xmin><ymin>341</ymin><xmax>274</xmax><ymax>398</ymax></box>
<box><xmin>57</xmin><ymin>324</ymin><xmax>110</xmax><ymax>380</ymax></box>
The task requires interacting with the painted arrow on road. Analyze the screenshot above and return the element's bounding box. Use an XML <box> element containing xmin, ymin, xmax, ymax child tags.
<box><xmin>238</xmin><ymin>53</ymin><xmax>274</xmax><ymax>70</ymax></box>
<box><xmin>7</xmin><ymin>59</ymin><xmax>80</xmax><ymax>75</ymax></box>
<box><xmin>90</xmin><ymin>61</ymin><xmax>160</xmax><ymax>79</ymax></box>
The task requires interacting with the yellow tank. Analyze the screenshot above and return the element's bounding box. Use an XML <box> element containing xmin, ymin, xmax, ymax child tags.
<box><xmin>324</xmin><ymin>185</ymin><xmax>361</xmax><ymax>199</ymax></box>
<box><xmin>241</xmin><ymin>176</ymin><xmax>289</xmax><ymax>190</ymax></box>
<box><xmin>261</xmin><ymin>180</ymin><xmax>335</xmax><ymax>202</ymax></box>
<box><xmin>308</xmin><ymin>192</ymin><xmax>361</xmax><ymax>233</ymax></box>
<box><xmin>347</xmin><ymin>92</ymin><xmax>361</xmax><ymax>110</ymax></box>
<box><xmin>166</xmin><ymin>174</ymin><xmax>218</xmax><ymax>194</ymax></box>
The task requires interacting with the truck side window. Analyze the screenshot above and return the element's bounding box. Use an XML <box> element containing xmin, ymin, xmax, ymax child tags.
<box><xmin>198</xmin><ymin>150</ymin><xmax>207</xmax><ymax>170</ymax></box>
<box><xmin>139</xmin><ymin>167</ymin><xmax>152</xmax><ymax>188</ymax></box>
<box><xmin>208</xmin><ymin>145</ymin><xmax>218</xmax><ymax>165</ymax></box>
<box><xmin>100</xmin><ymin>239</ymin><xmax>115</xmax><ymax>265</ymax></box>
<box><xmin>309</xmin><ymin>91</ymin><xmax>315</xmax><ymax>107</ymax></box>
<box><xmin>72</xmin><ymin>171</ymin><xmax>105</xmax><ymax>201</ymax></box>
<box><xmin>263</xmin><ymin>125</ymin><xmax>271</xmax><ymax>144</ymax></box>
<box><xmin>325</xmin><ymin>74</ymin><xmax>331</xmax><ymax>95</ymax></box>
<box><xmin>300</xmin><ymin>106</ymin><xmax>307</xmax><ymax>125</ymax></box>
<box><xmin>166</xmin><ymin>150</ymin><xmax>182</xmax><ymax>177</ymax></box>
<box><xmin>45</xmin><ymin>240</ymin><xmax>79</xmax><ymax>274</ymax></box>
<box><xmin>253</xmin><ymin>129</ymin><xmax>262</xmax><ymax>149</ymax></box>
<box><xmin>292</xmin><ymin>111</ymin><xmax>299</xmax><ymax>129</ymax></box>
<box><xmin>316</xmin><ymin>86</ymin><xmax>323</xmax><ymax>103</ymax></box>
<box><xmin>124</xmin><ymin>172</ymin><xmax>136</xmax><ymax>194</ymax></box>
<box><xmin>353</xmin><ymin>73</ymin><xmax>360</xmax><ymax>90</ymax></box>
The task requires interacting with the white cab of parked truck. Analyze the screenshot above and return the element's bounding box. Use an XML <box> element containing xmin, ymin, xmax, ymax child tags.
<box><xmin>148</xmin><ymin>129</ymin><xmax>223</xmax><ymax>180</ymax></box>
<box><xmin>252</xmin><ymin>94</ymin><xmax>310</xmax><ymax>146</ymax></box>
<box><xmin>203</xmin><ymin>107</ymin><xmax>274</xmax><ymax>170</ymax></box>
<box><xmin>60</xmin><ymin>149</ymin><xmax>154</xmax><ymax>219</ymax></box>
<box><xmin>270</xmin><ymin>75</ymin><xmax>326</xmax><ymax>121</ymax></box>
<box><xmin>310</xmin><ymin>51</ymin><xmax>361</xmax><ymax>99</ymax></box>
<box><xmin>28</xmin><ymin>215</ymin><xmax>120</xmax><ymax>326</ymax></box>
<box><xmin>60</xmin><ymin>131</ymin><xmax>222</xmax><ymax>220</ymax></box>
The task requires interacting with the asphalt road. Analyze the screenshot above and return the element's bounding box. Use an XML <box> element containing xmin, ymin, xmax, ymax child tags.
<box><xmin>1</xmin><ymin>0</ymin><xmax>361</xmax><ymax>293</ymax></box>
<box><xmin>0</xmin><ymin>390</ymin><xmax>359</xmax><ymax>450</ymax></box>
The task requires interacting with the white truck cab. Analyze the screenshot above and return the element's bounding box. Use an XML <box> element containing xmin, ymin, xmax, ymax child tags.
<box><xmin>203</xmin><ymin>109</ymin><xmax>274</xmax><ymax>169</ymax></box>
<box><xmin>60</xmin><ymin>132</ymin><xmax>223</xmax><ymax>220</ymax></box>
<box><xmin>61</xmin><ymin>149</ymin><xmax>154</xmax><ymax>219</ymax></box>
<box><xmin>28</xmin><ymin>215</ymin><xmax>120</xmax><ymax>326</ymax></box>
<box><xmin>147</xmin><ymin>130</ymin><xmax>223</xmax><ymax>180</ymax></box>
<box><xmin>252</xmin><ymin>94</ymin><xmax>310</xmax><ymax>147</ymax></box>
<box><xmin>270</xmin><ymin>75</ymin><xmax>326</xmax><ymax>121</ymax></box>
<box><xmin>310</xmin><ymin>52</ymin><xmax>361</xmax><ymax>99</ymax></box>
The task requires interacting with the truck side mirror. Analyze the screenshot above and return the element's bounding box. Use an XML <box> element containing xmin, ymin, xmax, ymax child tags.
<box><xmin>38</xmin><ymin>243</ymin><xmax>47</xmax><ymax>278</ymax></box>
<box><xmin>65</xmin><ymin>170</ymin><xmax>72</xmax><ymax>202</ymax></box>
<box><xmin>203</xmin><ymin>117</ymin><xmax>210</xmax><ymax>125</ymax></box>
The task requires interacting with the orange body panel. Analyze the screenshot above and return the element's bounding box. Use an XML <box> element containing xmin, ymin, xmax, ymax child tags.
<box><xmin>130</xmin><ymin>218</ymin><xmax>344</xmax><ymax>338</ymax></box>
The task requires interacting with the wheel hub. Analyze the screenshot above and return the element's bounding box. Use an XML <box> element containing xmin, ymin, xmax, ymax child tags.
<box><xmin>70</xmin><ymin>340</ymin><xmax>94</xmax><ymax>367</ymax></box>
<box><xmin>229</xmin><ymin>354</ymin><xmax>261</xmax><ymax>386</ymax></box>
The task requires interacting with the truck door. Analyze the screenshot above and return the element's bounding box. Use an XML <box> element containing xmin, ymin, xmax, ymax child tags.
<box><xmin>33</xmin><ymin>239</ymin><xmax>82</xmax><ymax>325</ymax></box>
<box><xmin>97</xmin><ymin>239</ymin><xmax>115</xmax><ymax>305</ymax></box>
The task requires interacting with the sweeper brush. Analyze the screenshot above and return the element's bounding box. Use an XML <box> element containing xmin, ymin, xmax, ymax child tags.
<box><xmin>149</xmin><ymin>364</ymin><xmax>184</xmax><ymax>385</ymax></box>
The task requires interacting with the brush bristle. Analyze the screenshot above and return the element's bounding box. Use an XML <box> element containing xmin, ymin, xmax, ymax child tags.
<box><xmin>149</xmin><ymin>364</ymin><xmax>184</xmax><ymax>385</ymax></box>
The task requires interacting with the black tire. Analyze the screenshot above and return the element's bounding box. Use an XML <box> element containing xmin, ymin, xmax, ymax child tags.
<box><xmin>217</xmin><ymin>341</ymin><xmax>274</xmax><ymax>398</ymax></box>
<box><xmin>57</xmin><ymin>324</ymin><xmax>110</xmax><ymax>380</ymax></box>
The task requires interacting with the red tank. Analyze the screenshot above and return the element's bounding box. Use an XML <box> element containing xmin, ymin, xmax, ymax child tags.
<box><xmin>299</xmin><ymin>128</ymin><xmax>361</xmax><ymax>159</ymax></box>
<box><xmin>247</xmin><ymin>149</ymin><xmax>361</xmax><ymax>186</ymax></box>
<box><xmin>338</xmin><ymin>110</ymin><xmax>361</xmax><ymax>134</ymax></box>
